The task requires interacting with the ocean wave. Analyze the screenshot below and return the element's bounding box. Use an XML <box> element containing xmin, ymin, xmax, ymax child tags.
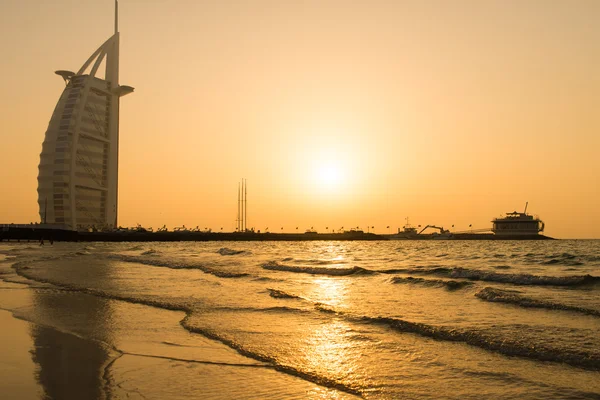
<box><xmin>207</xmin><ymin>305</ymin><xmax>312</xmax><ymax>315</ymax></box>
<box><xmin>260</xmin><ymin>263</ymin><xmax>599</xmax><ymax>288</ymax></box>
<box><xmin>261</xmin><ymin>261</ymin><xmax>372</xmax><ymax>276</ymax></box>
<box><xmin>267</xmin><ymin>288</ymin><xmax>301</xmax><ymax>299</ymax></box>
<box><xmin>263</xmin><ymin>306</ymin><xmax>310</xmax><ymax>314</ymax></box>
<box><xmin>547</xmin><ymin>253</ymin><xmax>577</xmax><ymax>260</ymax></box>
<box><xmin>314</xmin><ymin>303</ymin><xmax>336</xmax><ymax>313</ymax></box>
<box><xmin>347</xmin><ymin>314</ymin><xmax>600</xmax><ymax>370</ymax></box>
<box><xmin>292</xmin><ymin>259</ymin><xmax>338</xmax><ymax>265</ymax></box>
<box><xmin>390</xmin><ymin>276</ymin><xmax>473</xmax><ymax>290</ymax></box>
<box><xmin>252</xmin><ymin>276</ymin><xmax>279</xmax><ymax>282</ymax></box>
<box><xmin>382</xmin><ymin>267</ymin><xmax>600</xmax><ymax>287</ymax></box>
<box><xmin>217</xmin><ymin>248</ymin><xmax>248</xmax><ymax>256</ymax></box>
<box><xmin>379</xmin><ymin>267</ymin><xmax>452</xmax><ymax>275</ymax></box>
<box><xmin>141</xmin><ymin>249</ymin><xmax>160</xmax><ymax>256</ymax></box>
<box><xmin>539</xmin><ymin>253</ymin><xmax>585</xmax><ymax>266</ymax></box>
<box><xmin>542</xmin><ymin>259</ymin><xmax>584</xmax><ymax>266</ymax></box>
<box><xmin>13</xmin><ymin>264</ymin><xmax>191</xmax><ymax>313</ymax></box>
<box><xmin>14</xmin><ymin>261</ymin><xmax>600</xmax><ymax>375</ymax></box>
<box><xmin>112</xmin><ymin>255</ymin><xmax>250</xmax><ymax>278</ymax></box>
<box><xmin>125</xmin><ymin>245</ymin><xmax>144</xmax><ymax>251</ymax></box>
<box><xmin>180</xmin><ymin>317</ymin><xmax>362</xmax><ymax>396</ymax></box>
<box><xmin>475</xmin><ymin>287</ymin><xmax>600</xmax><ymax>317</ymax></box>
<box><xmin>448</xmin><ymin>268</ymin><xmax>600</xmax><ymax>287</ymax></box>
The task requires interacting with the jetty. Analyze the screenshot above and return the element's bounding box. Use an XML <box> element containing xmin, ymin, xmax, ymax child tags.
<box><xmin>1</xmin><ymin>225</ymin><xmax>552</xmax><ymax>242</ymax></box>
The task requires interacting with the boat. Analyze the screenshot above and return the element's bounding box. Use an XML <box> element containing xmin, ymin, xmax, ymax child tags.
<box><xmin>492</xmin><ymin>202</ymin><xmax>545</xmax><ymax>236</ymax></box>
<box><xmin>391</xmin><ymin>218</ymin><xmax>419</xmax><ymax>239</ymax></box>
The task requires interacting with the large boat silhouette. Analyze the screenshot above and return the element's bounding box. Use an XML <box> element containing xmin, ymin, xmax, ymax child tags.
<box><xmin>492</xmin><ymin>202</ymin><xmax>545</xmax><ymax>236</ymax></box>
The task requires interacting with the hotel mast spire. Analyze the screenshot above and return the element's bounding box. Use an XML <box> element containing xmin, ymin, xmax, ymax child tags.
<box><xmin>115</xmin><ymin>0</ymin><xmax>119</xmax><ymax>34</ymax></box>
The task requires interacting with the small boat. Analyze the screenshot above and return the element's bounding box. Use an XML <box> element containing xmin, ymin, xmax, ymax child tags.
<box><xmin>390</xmin><ymin>218</ymin><xmax>420</xmax><ymax>239</ymax></box>
<box><xmin>492</xmin><ymin>202</ymin><xmax>545</xmax><ymax>235</ymax></box>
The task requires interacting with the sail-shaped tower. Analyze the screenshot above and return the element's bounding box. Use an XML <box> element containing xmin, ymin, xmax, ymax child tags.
<box><xmin>37</xmin><ymin>1</ymin><xmax>133</xmax><ymax>230</ymax></box>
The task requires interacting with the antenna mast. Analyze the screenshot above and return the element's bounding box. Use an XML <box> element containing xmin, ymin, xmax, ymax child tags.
<box><xmin>524</xmin><ymin>201</ymin><xmax>528</xmax><ymax>214</ymax></box>
<box><xmin>237</xmin><ymin>183</ymin><xmax>240</xmax><ymax>231</ymax></box>
<box><xmin>244</xmin><ymin>179</ymin><xmax>248</xmax><ymax>232</ymax></box>
<box><xmin>240</xmin><ymin>179</ymin><xmax>244</xmax><ymax>232</ymax></box>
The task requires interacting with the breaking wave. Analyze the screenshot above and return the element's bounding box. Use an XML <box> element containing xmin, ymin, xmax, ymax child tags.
<box><xmin>292</xmin><ymin>259</ymin><xmax>338</xmax><ymax>265</ymax></box>
<box><xmin>543</xmin><ymin>259</ymin><xmax>584</xmax><ymax>266</ymax></box>
<box><xmin>390</xmin><ymin>276</ymin><xmax>473</xmax><ymax>290</ymax></box>
<box><xmin>112</xmin><ymin>255</ymin><xmax>250</xmax><ymax>278</ymax></box>
<box><xmin>332</xmin><ymin>312</ymin><xmax>600</xmax><ymax>371</ymax></box>
<box><xmin>125</xmin><ymin>245</ymin><xmax>144</xmax><ymax>251</ymax></box>
<box><xmin>141</xmin><ymin>249</ymin><xmax>160</xmax><ymax>256</ymax></box>
<box><xmin>380</xmin><ymin>267</ymin><xmax>600</xmax><ymax>287</ymax></box>
<box><xmin>179</xmin><ymin>317</ymin><xmax>362</xmax><ymax>396</ymax></box>
<box><xmin>217</xmin><ymin>248</ymin><xmax>248</xmax><ymax>256</ymax></box>
<box><xmin>267</xmin><ymin>288</ymin><xmax>301</xmax><ymax>299</ymax></box>
<box><xmin>448</xmin><ymin>268</ymin><xmax>600</xmax><ymax>287</ymax></box>
<box><xmin>260</xmin><ymin>262</ymin><xmax>600</xmax><ymax>287</ymax></box>
<box><xmin>261</xmin><ymin>261</ymin><xmax>373</xmax><ymax>276</ymax></box>
<box><xmin>285</xmin><ymin>302</ymin><xmax>600</xmax><ymax>370</ymax></box>
<box><xmin>475</xmin><ymin>287</ymin><xmax>600</xmax><ymax>317</ymax></box>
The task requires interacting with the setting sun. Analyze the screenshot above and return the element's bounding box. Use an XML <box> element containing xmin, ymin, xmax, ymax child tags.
<box><xmin>314</xmin><ymin>163</ymin><xmax>343</xmax><ymax>190</ymax></box>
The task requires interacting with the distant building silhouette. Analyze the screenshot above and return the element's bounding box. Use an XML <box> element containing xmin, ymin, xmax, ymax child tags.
<box><xmin>37</xmin><ymin>1</ymin><xmax>133</xmax><ymax>231</ymax></box>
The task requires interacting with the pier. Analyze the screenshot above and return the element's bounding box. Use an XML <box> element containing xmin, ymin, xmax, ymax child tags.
<box><xmin>1</xmin><ymin>225</ymin><xmax>552</xmax><ymax>242</ymax></box>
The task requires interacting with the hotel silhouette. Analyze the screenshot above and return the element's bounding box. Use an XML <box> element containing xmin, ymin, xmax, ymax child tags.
<box><xmin>37</xmin><ymin>1</ymin><xmax>133</xmax><ymax>231</ymax></box>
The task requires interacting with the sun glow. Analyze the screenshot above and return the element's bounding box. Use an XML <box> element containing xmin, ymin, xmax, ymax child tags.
<box><xmin>315</xmin><ymin>163</ymin><xmax>343</xmax><ymax>189</ymax></box>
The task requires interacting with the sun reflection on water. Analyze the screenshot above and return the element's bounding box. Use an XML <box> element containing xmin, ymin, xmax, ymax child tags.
<box><xmin>309</xmin><ymin>277</ymin><xmax>348</xmax><ymax>308</ymax></box>
<box><xmin>303</xmin><ymin>319</ymin><xmax>363</xmax><ymax>391</ymax></box>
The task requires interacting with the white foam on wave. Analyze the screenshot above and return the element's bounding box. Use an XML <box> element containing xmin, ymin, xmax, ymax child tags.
<box><xmin>475</xmin><ymin>287</ymin><xmax>600</xmax><ymax>317</ymax></box>
<box><xmin>261</xmin><ymin>261</ymin><xmax>371</xmax><ymax>276</ymax></box>
<box><xmin>217</xmin><ymin>248</ymin><xmax>247</xmax><ymax>256</ymax></box>
<box><xmin>112</xmin><ymin>254</ymin><xmax>250</xmax><ymax>278</ymax></box>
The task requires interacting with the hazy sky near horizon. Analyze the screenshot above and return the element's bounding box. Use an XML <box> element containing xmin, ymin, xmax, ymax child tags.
<box><xmin>1</xmin><ymin>0</ymin><xmax>599</xmax><ymax>238</ymax></box>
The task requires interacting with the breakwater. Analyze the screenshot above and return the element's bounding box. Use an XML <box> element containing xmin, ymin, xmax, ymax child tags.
<box><xmin>1</xmin><ymin>225</ymin><xmax>553</xmax><ymax>242</ymax></box>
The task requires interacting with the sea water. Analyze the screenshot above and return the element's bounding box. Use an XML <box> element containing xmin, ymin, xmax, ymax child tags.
<box><xmin>0</xmin><ymin>240</ymin><xmax>599</xmax><ymax>399</ymax></box>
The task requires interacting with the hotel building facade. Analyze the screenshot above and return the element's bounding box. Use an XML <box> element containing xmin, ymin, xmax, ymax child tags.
<box><xmin>37</xmin><ymin>1</ymin><xmax>133</xmax><ymax>231</ymax></box>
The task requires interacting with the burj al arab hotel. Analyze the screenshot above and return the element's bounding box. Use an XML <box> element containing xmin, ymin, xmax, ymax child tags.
<box><xmin>37</xmin><ymin>1</ymin><xmax>133</xmax><ymax>231</ymax></box>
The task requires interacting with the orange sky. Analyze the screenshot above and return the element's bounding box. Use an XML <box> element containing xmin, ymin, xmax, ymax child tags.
<box><xmin>1</xmin><ymin>0</ymin><xmax>599</xmax><ymax>238</ymax></box>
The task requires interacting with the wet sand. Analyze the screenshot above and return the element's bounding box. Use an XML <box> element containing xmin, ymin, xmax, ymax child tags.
<box><xmin>0</xmin><ymin>309</ymin><xmax>42</xmax><ymax>400</ymax></box>
<box><xmin>0</xmin><ymin>284</ymin><xmax>112</xmax><ymax>400</ymax></box>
